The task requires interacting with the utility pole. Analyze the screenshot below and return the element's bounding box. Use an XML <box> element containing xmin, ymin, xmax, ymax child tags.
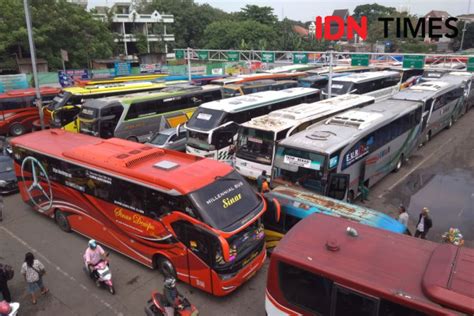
<box><xmin>187</xmin><ymin>47</ymin><xmax>192</xmax><ymax>82</ymax></box>
<box><xmin>23</xmin><ymin>0</ymin><xmax>44</xmax><ymax>130</ymax></box>
<box><xmin>327</xmin><ymin>47</ymin><xmax>334</xmax><ymax>99</ymax></box>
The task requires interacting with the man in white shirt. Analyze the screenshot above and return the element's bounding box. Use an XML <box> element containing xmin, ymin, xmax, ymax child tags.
<box><xmin>397</xmin><ymin>205</ymin><xmax>410</xmax><ymax>235</ymax></box>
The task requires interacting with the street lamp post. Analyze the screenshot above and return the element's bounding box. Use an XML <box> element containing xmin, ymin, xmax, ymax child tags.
<box><xmin>460</xmin><ymin>22</ymin><xmax>469</xmax><ymax>51</ymax></box>
<box><xmin>23</xmin><ymin>0</ymin><xmax>44</xmax><ymax>130</ymax></box>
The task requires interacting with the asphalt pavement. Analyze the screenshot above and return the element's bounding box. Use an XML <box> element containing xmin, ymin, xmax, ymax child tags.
<box><xmin>0</xmin><ymin>109</ymin><xmax>473</xmax><ymax>315</ymax></box>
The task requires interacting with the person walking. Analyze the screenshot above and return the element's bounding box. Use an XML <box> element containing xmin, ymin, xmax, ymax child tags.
<box><xmin>358</xmin><ymin>180</ymin><xmax>369</xmax><ymax>203</ymax></box>
<box><xmin>414</xmin><ymin>207</ymin><xmax>433</xmax><ymax>239</ymax></box>
<box><xmin>256</xmin><ymin>171</ymin><xmax>267</xmax><ymax>192</ymax></box>
<box><xmin>20</xmin><ymin>252</ymin><xmax>48</xmax><ymax>304</ymax></box>
<box><xmin>0</xmin><ymin>265</ymin><xmax>12</xmax><ymax>303</ymax></box>
<box><xmin>397</xmin><ymin>205</ymin><xmax>411</xmax><ymax>235</ymax></box>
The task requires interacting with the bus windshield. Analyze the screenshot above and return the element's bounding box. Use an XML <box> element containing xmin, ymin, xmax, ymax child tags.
<box><xmin>223</xmin><ymin>87</ymin><xmax>240</xmax><ymax>98</ymax></box>
<box><xmin>236</xmin><ymin>127</ymin><xmax>274</xmax><ymax>165</ymax></box>
<box><xmin>187</xmin><ymin>130</ymin><xmax>211</xmax><ymax>150</ymax></box>
<box><xmin>186</xmin><ymin>108</ymin><xmax>227</xmax><ymax>131</ymax></box>
<box><xmin>188</xmin><ymin>171</ymin><xmax>262</xmax><ymax>231</ymax></box>
<box><xmin>326</xmin><ymin>81</ymin><xmax>353</xmax><ymax>95</ymax></box>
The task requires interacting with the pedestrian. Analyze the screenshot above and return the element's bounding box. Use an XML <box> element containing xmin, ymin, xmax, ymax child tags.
<box><xmin>358</xmin><ymin>180</ymin><xmax>369</xmax><ymax>203</ymax></box>
<box><xmin>256</xmin><ymin>171</ymin><xmax>267</xmax><ymax>192</ymax></box>
<box><xmin>414</xmin><ymin>207</ymin><xmax>433</xmax><ymax>239</ymax></box>
<box><xmin>0</xmin><ymin>264</ymin><xmax>12</xmax><ymax>302</ymax></box>
<box><xmin>20</xmin><ymin>252</ymin><xmax>48</xmax><ymax>304</ymax></box>
<box><xmin>397</xmin><ymin>205</ymin><xmax>411</xmax><ymax>235</ymax></box>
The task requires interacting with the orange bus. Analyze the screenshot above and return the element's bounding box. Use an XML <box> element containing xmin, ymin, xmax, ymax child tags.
<box><xmin>0</xmin><ymin>87</ymin><xmax>60</xmax><ymax>136</ymax></box>
<box><xmin>266</xmin><ymin>213</ymin><xmax>474</xmax><ymax>316</ymax></box>
<box><xmin>12</xmin><ymin>129</ymin><xmax>268</xmax><ymax>296</ymax></box>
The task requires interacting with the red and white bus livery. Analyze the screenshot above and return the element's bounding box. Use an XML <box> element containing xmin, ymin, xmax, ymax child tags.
<box><xmin>12</xmin><ymin>129</ymin><xmax>267</xmax><ymax>296</ymax></box>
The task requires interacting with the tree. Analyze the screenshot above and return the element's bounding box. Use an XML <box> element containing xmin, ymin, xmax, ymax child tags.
<box><xmin>237</xmin><ymin>5</ymin><xmax>278</xmax><ymax>25</ymax></box>
<box><xmin>0</xmin><ymin>0</ymin><xmax>115</xmax><ymax>70</ymax></box>
<box><xmin>451</xmin><ymin>21</ymin><xmax>474</xmax><ymax>51</ymax></box>
<box><xmin>353</xmin><ymin>3</ymin><xmax>397</xmax><ymax>24</ymax></box>
<box><xmin>203</xmin><ymin>20</ymin><xmax>277</xmax><ymax>50</ymax></box>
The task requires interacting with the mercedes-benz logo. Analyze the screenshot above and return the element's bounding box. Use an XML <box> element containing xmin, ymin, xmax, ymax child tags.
<box><xmin>21</xmin><ymin>156</ymin><xmax>53</xmax><ymax>212</ymax></box>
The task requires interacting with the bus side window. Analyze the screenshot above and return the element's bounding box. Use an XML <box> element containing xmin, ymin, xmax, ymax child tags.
<box><xmin>333</xmin><ymin>285</ymin><xmax>378</xmax><ymax>316</ymax></box>
<box><xmin>378</xmin><ymin>299</ymin><xmax>428</xmax><ymax>316</ymax></box>
<box><xmin>433</xmin><ymin>95</ymin><xmax>447</xmax><ymax>110</ymax></box>
<box><xmin>278</xmin><ymin>262</ymin><xmax>333</xmax><ymax>315</ymax></box>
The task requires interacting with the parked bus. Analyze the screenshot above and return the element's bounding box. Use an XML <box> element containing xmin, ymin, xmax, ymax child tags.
<box><xmin>262</xmin><ymin>186</ymin><xmax>406</xmax><ymax>251</ymax></box>
<box><xmin>210</xmin><ymin>72</ymin><xmax>307</xmax><ymax>86</ymax></box>
<box><xmin>48</xmin><ymin>81</ymin><xmax>186</xmax><ymax>132</ymax></box>
<box><xmin>12</xmin><ymin>129</ymin><xmax>268</xmax><ymax>296</ymax></box>
<box><xmin>273</xmin><ymin>99</ymin><xmax>423</xmax><ymax>201</ymax></box>
<box><xmin>266</xmin><ymin>213</ymin><xmax>474</xmax><ymax>316</ymax></box>
<box><xmin>79</xmin><ymin>85</ymin><xmax>223</xmax><ymax>142</ymax></box>
<box><xmin>234</xmin><ymin>95</ymin><xmax>375</xmax><ymax>180</ymax></box>
<box><xmin>74</xmin><ymin>73</ymin><xmax>168</xmax><ymax>86</ymax></box>
<box><xmin>391</xmin><ymin>80</ymin><xmax>464</xmax><ymax>145</ymax></box>
<box><xmin>185</xmin><ymin>88</ymin><xmax>320</xmax><ymax>163</ymax></box>
<box><xmin>223</xmin><ymin>80</ymin><xmax>298</xmax><ymax>98</ymax></box>
<box><xmin>0</xmin><ymin>87</ymin><xmax>60</xmax><ymax>136</ymax></box>
<box><xmin>322</xmin><ymin>71</ymin><xmax>401</xmax><ymax>101</ymax></box>
<box><xmin>298</xmin><ymin>73</ymin><xmax>350</xmax><ymax>89</ymax></box>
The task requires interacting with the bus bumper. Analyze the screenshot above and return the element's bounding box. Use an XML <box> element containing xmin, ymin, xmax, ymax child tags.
<box><xmin>212</xmin><ymin>245</ymin><xmax>266</xmax><ymax>296</ymax></box>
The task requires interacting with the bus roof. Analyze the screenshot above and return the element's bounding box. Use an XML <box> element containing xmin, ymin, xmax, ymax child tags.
<box><xmin>83</xmin><ymin>84</ymin><xmax>221</xmax><ymax>107</ymax></box>
<box><xmin>223</xmin><ymin>79</ymin><xmax>296</xmax><ymax>89</ymax></box>
<box><xmin>0</xmin><ymin>86</ymin><xmax>60</xmax><ymax>99</ymax></box>
<box><xmin>62</xmin><ymin>80</ymin><xmax>181</xmax><ymax>96</ymax></box>
<box><xmin>273</xmin><ymin>213</ymin><xmax>474</xmax><ymax>314</ymax></box>
<box><xmin>392</xmin><ymin>81</ymin><xmax>456</xmax><ymax>102</ymax></box>
<box><xmin>331</xmin><ymin>71</ymin><xmax>400</xmax><ymax>83</ymax></box>
<box><xmin>211</xmin><ymin>72</ymin><xmax>306</xmax><ymax>85</ymax></box>
<box><xmin>199</xmin><ymin>87</ymin><xmax>318</xmax><ymax>113</ymax></box>
<box><xmin>278</xmin><ymin>98</ymin><xmax>421</xmax><ymax>154</ymax></box>
<box><xmin>241</xmin><ymin>94</ymin><xmax>374</xmax><ymax>133</ymax></box>
<box><xmin>11</xmin><ymin>129</ymin><xmax>233</xmax><ymax>195</ymax></box>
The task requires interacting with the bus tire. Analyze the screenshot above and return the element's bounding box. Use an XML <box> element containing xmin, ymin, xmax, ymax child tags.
<box><xmin>424</xmin><ymin>131</ymin><xmax>432</xmax><ymax>144</ymax></box>
<box><xmin>55</xmin><ymin>210</ymin><xmax>71</xmax><ymax>232</ymax></box>
<box><xmin>394</xmin><ymin>154</ymin><xmax>404</xmax><ymax>173</ymax></box>
<box><xmin>155</xmin><ymin>256</ymin><xmax>177</xmax><ymax>279</ymax></box>
<box><xmin>447</xmin><ymin>117</ymin><xmax>453</xmax><ymax>129</ymax></box>
<box><xmin>127</xmin><ymin>136</ymin><xmax>139</xmax><ymax>142</ymax></box>
<box><xmin>9</xmin><ymin>123</ymin><xmax>26</xmax><ymax>137</ymax></box>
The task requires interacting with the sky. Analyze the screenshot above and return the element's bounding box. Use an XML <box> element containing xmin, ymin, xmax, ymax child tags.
<box><xmin>88</xmin><ymin>0</ymin><xmax>472</xmax><ymax>21</ymax></box>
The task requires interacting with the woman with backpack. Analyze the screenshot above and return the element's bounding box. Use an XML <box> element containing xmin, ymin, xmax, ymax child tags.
<box><xmin>0</xmin><ymin>263</ymin><xmax>12</xmax><ymax>302</ymax></box>
<box><xmin>20</xmin><ymin>253</ymin><xmax>48</xmax><ymax>304</ymax></box>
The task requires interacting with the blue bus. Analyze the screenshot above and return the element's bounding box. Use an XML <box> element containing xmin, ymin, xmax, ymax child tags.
<box><xmin>263</xmin><ymin>185</ymin><xmax>406</xmax><ymax>250</ymax></box>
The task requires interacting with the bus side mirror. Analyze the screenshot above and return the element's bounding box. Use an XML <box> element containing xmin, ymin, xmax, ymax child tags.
<box><xmin>272</xmin><ymin>198</ymin><xmax>281</xmax><ymax>222</ymax></box>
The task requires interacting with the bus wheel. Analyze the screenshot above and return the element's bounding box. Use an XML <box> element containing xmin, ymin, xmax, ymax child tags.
<box><xmin>394</xmin><ymin>154</ymin><xmax>404</xmax><ymax>173</ymax></box>
<box><xmin>447</xmin><ymin>117</ymin><xmax>453</xmax><ymax>129</ymax></box>
<box><xmin>55</xmin><ymin>210</ymin><xmax>71</xmax><ymax>232</ymax></box>
<box><xmin>9</xmin><ymin>123</ymin><xmax>26</xmax><ymax>137</ymax></box>
<box><xmin>127</xmin><ymin>136</ymin><xmax>139</xmax><ymax>142</ymax></box>
<box><xmin>156</xmin><ymin>256</ymin><xmax>177</xmax><ymax>279</ymax></box>
<box><xmin>424</xmin><ymin>131</ymin><xmax>432</xmax><ymax>144</ymax></box>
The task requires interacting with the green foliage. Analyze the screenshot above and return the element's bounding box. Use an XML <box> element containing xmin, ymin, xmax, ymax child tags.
<box><xmin>0</xmin><ymin>0</ymin><xmax>115</xmax><ymax>70</ymax></box>
<box><xmin>237</xmin><ymin>5</ymin><xmax>278</xmax><ymax>25</ymax></box>
<box><xmin>353</xmin><ymin>3</ymin><xmax>397</xmax><ymax>23</ymax></box>
<box><xmin>451</xmin><ymin>21</ymin><xmax>474</xmax><ymax>51</ymax></box>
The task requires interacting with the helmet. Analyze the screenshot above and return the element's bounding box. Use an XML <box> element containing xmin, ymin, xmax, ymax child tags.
<box><xmin>164</xmin><ymin>277</ymin><xmax>176</xmax><ymax>288</ymax></box>
<box><xmin>88</xmin><ymin>239</ymin><xmax>97</xmax><ymax>249</ymax></box>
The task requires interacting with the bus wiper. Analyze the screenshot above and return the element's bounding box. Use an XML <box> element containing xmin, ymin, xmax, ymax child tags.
<box><xmin>214</xmin><ymin>176</ymin><xmax>241</xmax><ymax>181</ymax></box>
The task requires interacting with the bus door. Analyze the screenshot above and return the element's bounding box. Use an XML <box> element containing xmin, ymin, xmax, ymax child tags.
<box><xmin>171</xmin><ymin>221</ymin><xmax>214</xmax><ymax>293</ymax></box>
<box><xmin>213</xmin><ymin>123</ymin><xmax>239</xmax><ymax>163</ymax></box>
<box><xmin>326</xmin><ymin>173</ymin><xmax>349</xmax><ymax>201</ymax></box>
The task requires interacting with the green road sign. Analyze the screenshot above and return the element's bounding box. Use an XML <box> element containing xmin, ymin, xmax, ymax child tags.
<box><xmin>261</xmin><ymin>52</ymin><xmax>275</xmax><ymax>63</ymax></box>
<box><xmin>351</xmin><ymin>54</ymin><xmax>370</xmax><ymax>66</ymax></box>
<box><xmin>227</xmin><ymin>51</ymin><xmax>239</xmax><ymax>62</ymax></box>
<box><xmin>175</xmin><ymin>49</ymin><xmax>185</xmax><ymax>60</ymax></box>
<box><xmin>197</xmin><ymin>50</ymin><xmax>209</xmax><ymax>60</ymax></box>
<box><xmin>293</xmin><ymin>53</ymin><xmax>308</xmax><ymax>64</ymax></box>
<box><xmin>467</xmin><ymin>57</ymin><xmax>474</xmax><ymax>72</ymax></box>
<box><xmin>403</xmin><ymin>55</ymin><xmax>425</xmax><ymax>69</ymax></box>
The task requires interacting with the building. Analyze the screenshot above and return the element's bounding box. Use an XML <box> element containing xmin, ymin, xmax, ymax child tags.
<box><xmin>93</xmin><ymin>1</ymin><xmax>174</xmax><ymax>58</ymax></box>
<box><xmin>330</xmin><ymin>9</ymin><xmax>350</xmax><ymax>42</ymax></box>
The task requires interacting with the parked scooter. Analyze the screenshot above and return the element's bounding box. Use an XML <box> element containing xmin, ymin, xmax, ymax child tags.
<box><xmin>145</xmin><ymin>291</ymin><xmax>198</xmax><ymax>316</ymax></box>
<box><xmin>83</xmin><ymin>256</ymin><xmax>115</xmax><ymax>295</ymax></box>
<box><xmin>0</xmin><ymin>302</ymin><xmax>19</xmax><ymax>316</ymax></box>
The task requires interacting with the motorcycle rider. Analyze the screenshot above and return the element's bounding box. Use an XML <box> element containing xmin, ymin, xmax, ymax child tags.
<box><xmin>83</xmin><ymin>240</ymin><xmax>106</xmax><ymax>278</ymax></box>
<box><xmin>163</xmin><ymin>277</ymin><xmax>183</xmax><ymax>316</ymax></box>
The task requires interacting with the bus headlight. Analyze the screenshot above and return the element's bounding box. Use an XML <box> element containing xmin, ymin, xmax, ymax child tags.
<box><xmin>219</xmin><ymin>271</ymin><xmax>238</xmax><ymax>281</ymax></box>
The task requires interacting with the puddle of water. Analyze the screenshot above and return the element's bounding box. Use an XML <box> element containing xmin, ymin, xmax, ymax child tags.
<box><xmin>408</xmin><ymin>169</ymin><xmax>474</xmax><ymax>241</ymax></box>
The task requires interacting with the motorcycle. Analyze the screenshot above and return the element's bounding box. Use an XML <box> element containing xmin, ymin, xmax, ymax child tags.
<box><xmin>144</xmin><ymin>291</ymin><xmax>198</xmax><ymax>316</ymax></box>
<box><xmin>8</xmin><ymin>303</ymin><xmax>19</xmax><ymax>316</ymax></box>
<box><xmin>83</xmin><ymin>257</ymin><xmax>115</xmax><ymax>295</ymax></box>
<box><xmin>0</xmin><ymin>302</ymin><xmax>19</xmax><ymax>316</ymax></box>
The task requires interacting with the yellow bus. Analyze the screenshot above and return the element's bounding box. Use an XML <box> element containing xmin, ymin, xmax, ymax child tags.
<box><xmin>48</xmin><ymin>80</ymin><xmax>186</xmax><ymax>132</ymax></box>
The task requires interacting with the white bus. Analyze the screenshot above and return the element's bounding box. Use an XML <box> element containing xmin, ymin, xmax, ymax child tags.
<box><xmin>273</xmin><ymin>99</ymin><xmax>423</xmax><ymax>202</ymax></box>
<box><xmin>322</xmin><ymin>71</ymin><xmax>401</xmax><ymax>102</ymax></box>
<box><xmin>185</xmin><ymin>88</ymin><xmax>320</xmax><ymax>163</ymax></box>
<box><xmin>234</xmin><ymin>94</ymin><xmax>375</xmax><ymax>179</ymax></box>
<box><xmin>391</xmin><ymin>80</ymin><xmax>465</xmax><ymax>144</ymax></box>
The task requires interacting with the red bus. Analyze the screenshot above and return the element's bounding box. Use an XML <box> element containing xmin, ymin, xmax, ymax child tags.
<box><xmin>266</xmin><ymin>213</ymin><xmax>474</xmax><ymax>316</ymax></box>
<box><xmin>0</xmin><ymin>87</ymin><xmax>60</xmax><ymax>136</ymax></box>
<box><xmin>12</xmin><ymin>129</ymin><xmax>267</xmax><ymax>296</ymax></box>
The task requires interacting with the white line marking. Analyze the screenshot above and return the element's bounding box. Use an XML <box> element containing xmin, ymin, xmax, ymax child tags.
<box><xmin>0</xmin><ymin>226</ymin><xmax>124</xmax><ymax>316</ymax></box>
<box><xmin>458</xmin><ymin>208</ymin><xmax>465</xmax><ymax>217</ymax></box>
<box><xmin>378</xmin><ymin>137</ymin><xmax>453</xmax><ymax>199</ymax></box>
